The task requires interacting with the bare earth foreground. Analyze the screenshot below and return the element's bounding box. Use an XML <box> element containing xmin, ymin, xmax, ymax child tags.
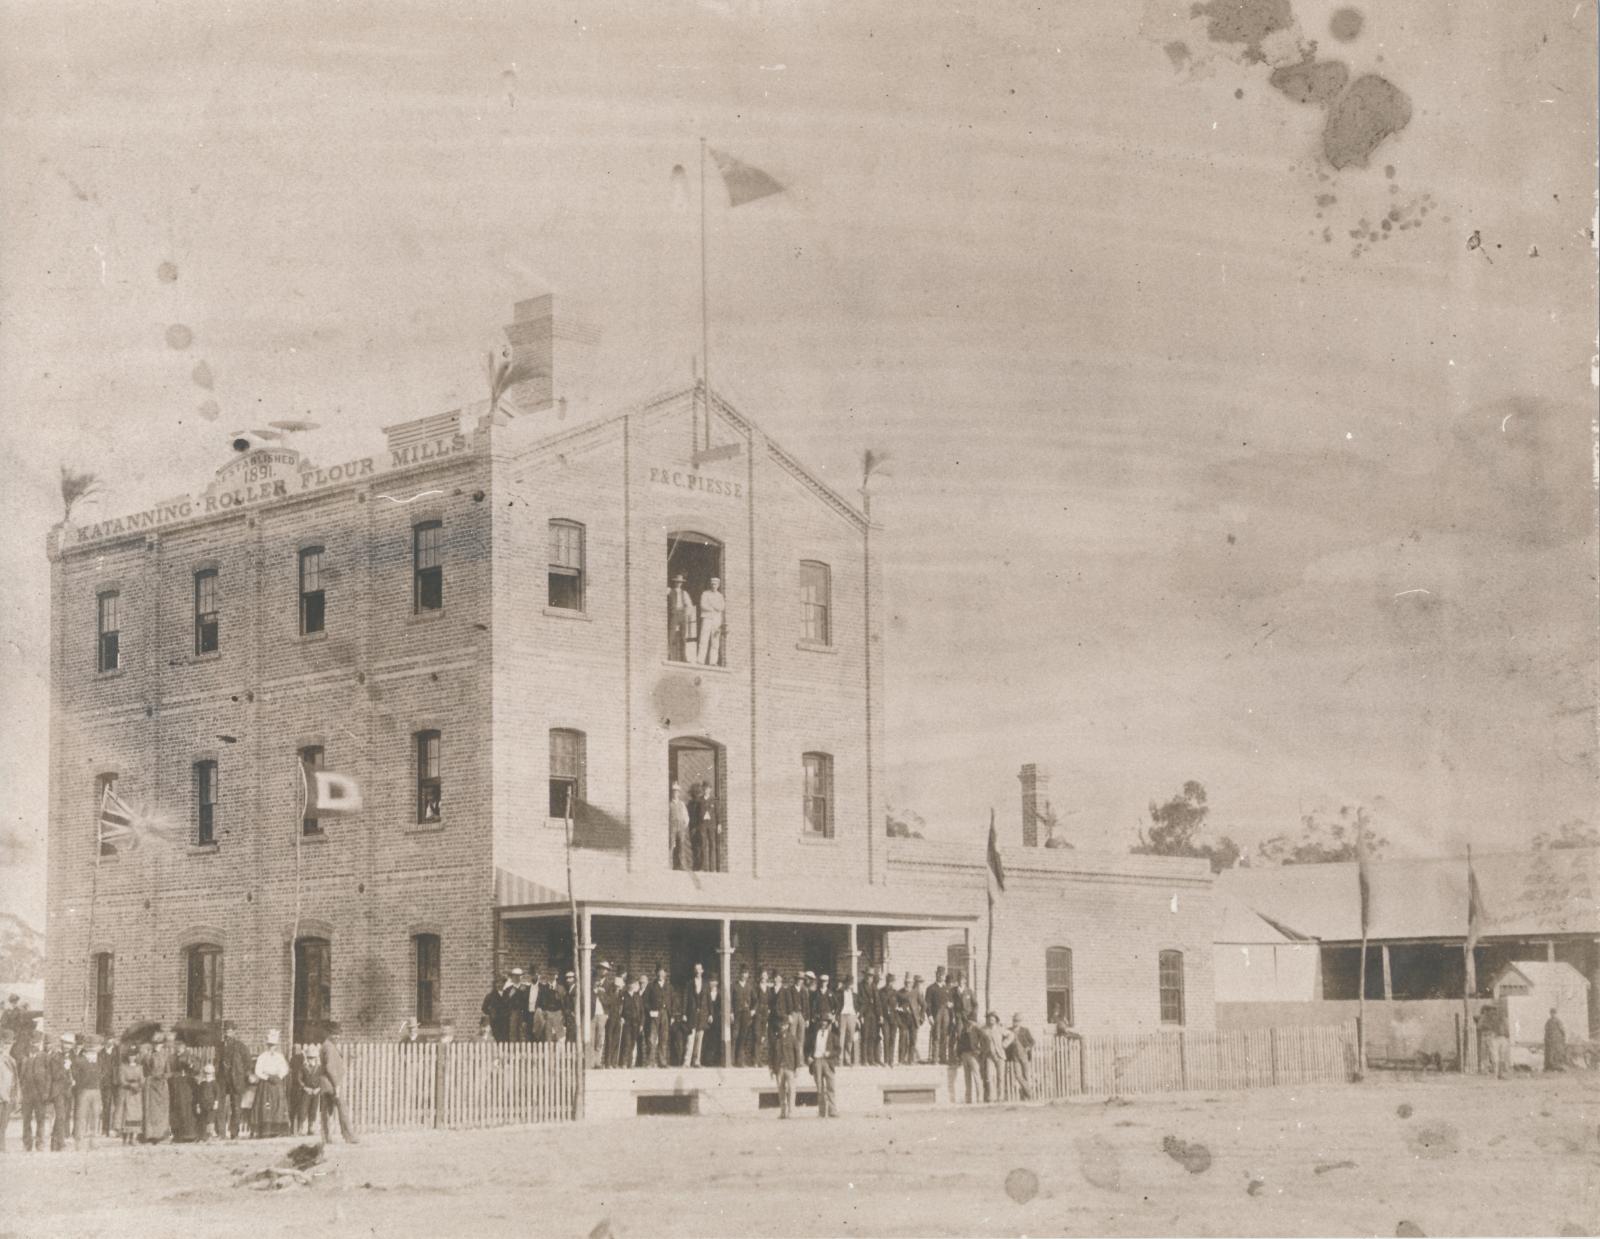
<box><xmin>4</xmin><ymin>1074</ymin><xmax>1596</xmax><ymax>1238</ymax></box>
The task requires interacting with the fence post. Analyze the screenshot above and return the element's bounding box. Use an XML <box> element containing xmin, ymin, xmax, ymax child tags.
<box><xmin>1178</xmin><ymin>1032</ymin><xmax>1187</xmax><ymax>1091</ymax></box>
<box><xmin>434</xmin><ymin>1040</ymin><xmax>448</xmax><ymax>1129</ymax></box>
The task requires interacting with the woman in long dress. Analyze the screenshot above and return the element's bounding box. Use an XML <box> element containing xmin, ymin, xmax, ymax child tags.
<box><xmin>169</xmin><ymin>1051</ymin><xmax>199</xmax><ymax>1143</ymax></box>
<box><xmin>252</xmin><ymin>1030</ymin><xmax>291</xmax><ymax>1137</ymax></box>
<box><xmin>141</xmin><ymin>1035</ymin><xmax>172</xmax><ymax>1142</ymax></box>
<box><xmin>118</xmin><ymin>1052</ymin><xmax>144</xmax><ymax>1146</ymax></box>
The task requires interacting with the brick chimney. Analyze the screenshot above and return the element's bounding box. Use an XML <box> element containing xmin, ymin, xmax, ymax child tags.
<box><xmin>1019</xmin><ymin>763</ymin><xmax>1050</xmax><ymax>847</ymax></box>
<box><xmin>499</xmin><ymin>293</ymin><xmax>601</xmax><ymax>416</ymax></box>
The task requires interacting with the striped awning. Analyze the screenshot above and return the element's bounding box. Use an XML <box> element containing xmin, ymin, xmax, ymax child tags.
<box><xmin>494</xmin><ymin>867</ymin><xmax>570</xmax><ymax>909</ymax></box>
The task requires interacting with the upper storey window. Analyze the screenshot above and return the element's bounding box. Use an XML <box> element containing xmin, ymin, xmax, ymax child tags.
<box><xmin>548</xmin><ymin>520</ymin><xmax>585</xmax><ymax>611</ymax></box>
<box><xmin>97</xmin><ymin>591</ymin><xmax>120</xmax><ymax>672</ymax></box>
<box><xmin>299</xmin><ymin>546</ymin><xmax>326</xmax><ymax>634</ymax></box>
<box><xmin>800</xmin><ymin>561</ymin><xmax>831</xmax><ymax>646</ymax></box>
<box><xmin>667</xmin><ymin>532</ymin><xmax>725</xmax><ymax>667</ymax></box>
<box><xmin>194</xmin><ymin>570</ymin><xmax>219</xmax><ymax>655</ymax></box>
<box><xmin>414</xmin><ymin>522</ymin><xmax>443</xmax><ymax>613</ymax></box>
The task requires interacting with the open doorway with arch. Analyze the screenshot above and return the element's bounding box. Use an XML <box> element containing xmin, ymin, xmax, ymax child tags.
<box><xmin>666</xmin><ymin>531</ymin><xmax>725</xmax><ymax>666</ymax></box>
<box><xmin>669</xmin><ymin>736</ymin><xmax>726</xmax><ymax>872</ymax></box>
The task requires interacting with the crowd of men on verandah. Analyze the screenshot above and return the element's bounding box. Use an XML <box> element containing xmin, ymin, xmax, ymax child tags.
<box><xmin>480</xmin><ymin>960</ymin><xmax>1052</xmax><ymax>1095</ymax></box>
<box><xmin>0</xmin><ymin>996</ymin><xmax>358</xmax><ymax>1154</ymax></box>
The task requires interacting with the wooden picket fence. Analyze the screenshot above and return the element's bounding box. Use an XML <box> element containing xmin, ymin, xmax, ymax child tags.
<box><xmin>992</xmin><ymin>1022</ymin><xmax>1358</xmax><ymax>1103</ymax></box>
<box><xmin>191</xmin><ymin>1040</ymin><xmax>582</xmax><ymax>1130</ymax></box>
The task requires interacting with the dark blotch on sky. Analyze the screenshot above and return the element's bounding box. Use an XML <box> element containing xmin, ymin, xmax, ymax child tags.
<box><xmin>1323</xmin><ymin>75</ymin><xmax>1412</xmax><ymax>169</ymax></box>
<box><xmin>1270</xmin><ymin>57</ymin><xmax>1350</xmax><ymax>106</ymax></box>
<box><xmin>1191</xmin><ymin>0</ymin><xmax>1293</xmax><ymax>63</ymax></box>
<box><xmin>157</xmin><ymin>260</ymin><xmax>178</xmax><ymax>283</ymax></box>
<box><xmin>1329</xmin><ymin>7</ymin><xmax>1364</xmax><ymax>42</ymax></box>
<box><xmin>165</xmin><ymin>323</ymin><xmax>194</xmax><ymax>350</ymax></box>
<box><xmin>1165</xmin><ymin>40</ymin><xmax>1192</xmax><ymax>70</ymax></box>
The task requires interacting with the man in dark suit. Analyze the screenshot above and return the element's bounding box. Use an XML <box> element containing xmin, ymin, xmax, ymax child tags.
<box><xmin>859</xmin><ymin>969</ymin><xmax>880</xmax><ymax>1066</ymax></box>
<box><xmin>619</xmin><ymin>978</ymin><xmax>645</xmax><ymax>1068</ymax></box>
<box><xmin>808</xmin><ymin>1012</ymin><xmax>841</xmax><ymax>1118</ymax></box>
<box><xmin>814</xmin><ymin>974</ymin><xmax>837</xmax><ymax>1026</ymax></box>
<box><xmin>601</xmin><ymin>973</ymin><xmax>625</xmax><ymax>1067</ymax></box>
<box><xmin>927</xmin><ymin>968</ymin><xmax>949</xmax><ymax>1064</ymax></box>
<box><xmin>215</xmin><ymin>1020</ymin><xmax>253</xmax><ymax>1140</ymax></box>
<box><xmin>503</xmin><ymin>970</ymin><xmax>528</xmax><ymax>1042</ymax></box>
<box><xmin>732</xmin><ymin>965</ymin><xmax>756</xmax><ymax>1067</ymax></box>
<box><xmin>766</xmin><ymin>973</ymin><xmax>785</xmax><ymax>1068</ymax></box>
<box><xmin>645</xmin><ymin>966</ymin><xmax>672</xmax><ymax>1067</ymax></box>
<box><xmin>682</xmin><ymin>962</ymin><xmax>710</xmax><ymax>1067</ymax></box>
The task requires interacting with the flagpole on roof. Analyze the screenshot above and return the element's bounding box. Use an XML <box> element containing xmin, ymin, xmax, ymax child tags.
<box><xmin>985</xmin><ymin>808</ymin><xmax>997</xmax><ymax>1015</ymax></box>
<box><xmin>1355</xmin><ymin>813</ymin><xmax>1370</xmax><ymax>1077</ymax></box>
<box><xmin>83</xmin><ymin>791</ymin><xmax>107</xmax><ymax>1032</ymax></box>
<box><xmin>699</xmin><ymin>136</ymin><xmax>711</xmax><ymax>455</ymax></box>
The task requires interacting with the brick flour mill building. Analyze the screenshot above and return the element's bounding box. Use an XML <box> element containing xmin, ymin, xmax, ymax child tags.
<box><xmin>44</xmin><ymin>294</ymin><xmax>1217</xmax><ymax>1048</ymax></box>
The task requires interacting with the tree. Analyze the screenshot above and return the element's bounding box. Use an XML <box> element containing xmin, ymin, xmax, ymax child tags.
<box><xmin>1131</xmin><ymin>781</ymin><xmax>1241</xmax><ymax>873</ymax></box>
<box><xmin>58</xmin><ymin>465</ymin><xmax>102</xmax><ymax>524</ymax></box>
<box><xmin>1531</xmin><ymin>819</ymin><xmax>1599</xmax><ymax>850</ymax></box>
<box><xmin>1256</xmin><ymin>804</ymin><xmax>1391</xmax><ymax>865</ymax></box>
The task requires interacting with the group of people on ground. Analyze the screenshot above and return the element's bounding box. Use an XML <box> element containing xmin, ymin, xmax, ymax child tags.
<box><xmin>477</xmin><ymin>961</ymin><xmax>1038</xmax><ymax>1105</ymax></box>
<box><xmin>1474</xmin><ymin>1003</ymin><xmax>1570</xmax><ymax>1078</ymax></box>
<box><xmin>0</xmin><ymin>1000</ymin><xmax>356</xmax><ymax>1153</ymax></box>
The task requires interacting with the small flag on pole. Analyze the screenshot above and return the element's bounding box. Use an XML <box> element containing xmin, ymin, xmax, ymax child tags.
<box><xmin>1356</xmin><ymin>815</ymin><xmax>1373</xmax><ymax>937</ymax></box>
<box><xmin>310</xmin><ymin>771</ymin><xmax>364</xmax><ymax>815</ymax></box>
<box><xmin>1465</xmin><ymin>848</ymin><xmax>1489</xmax><ymax>955</ymax></box>
<box><xmin>709</xmin><ymin>148</ymin><xmax>785</xmax><ymax>207</ymax></box>
<box><xmin>987</xmin><ymin>814</ymin><xmax>1006</xmax><ymax>894</ymax></box>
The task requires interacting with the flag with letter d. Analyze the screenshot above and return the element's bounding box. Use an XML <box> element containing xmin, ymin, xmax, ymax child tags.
<box><xmin>311</xmin><ymin>771</ymin><xmax>364</xmax><ymax>815</ymax></box>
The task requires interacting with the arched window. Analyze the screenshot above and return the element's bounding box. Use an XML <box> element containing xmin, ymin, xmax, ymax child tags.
<box><xmin>800</xmin><ymin>561</ymin><xmax>831</xmax><ymax>645</ymax></box>
<box><xmin>184</xmin><ymin>944</ymin><xmax>223</xmax><ymax>1022</ymax></box>
<box><xmin>1045</xmin><ymin>947</ymin><xmax>1074</xmax><ymax>1026</ymax></box>
<box><xmin>414</xmin><ymin>933</ymin><xmax>441</xmax><ymax>1026</ymax></box>
<box><xmin>92</xmin><ymin>952</ymin><xmax>114</xmax><ymax>1036</ymax></box>
<box><xmin>1158</xmin><ymin>949</ymin><xmax>1185</xmax><ymax>1026</ymax></box>
<box><xmin>548</xmin><ymin>520</ymin><xmax>585</xmax><ymax>611</ymax></box>
<box><xmin>549</xmin><ymin>728</ymin><xmax>586</xmax><ymax>818</ymax></box>
<box><xmin>666</xmin><ymin>531</ymin><xmax>725</xmax><ymax>666</ymax></box>
<box><xmin>802</xmin><ymin>752</ymin><xmax>834</xmax><ymax>838</ymax></box>
<box><xmin>294</xmin><ymin>936</ymin><xmax>333</xmax><ymax>1043</ymax></box>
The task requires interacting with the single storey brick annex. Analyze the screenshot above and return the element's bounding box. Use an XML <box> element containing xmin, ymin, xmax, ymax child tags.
<box><xmin>44</xmin><ymin>294</ymin><xmax>1218</xmax><ymax>1047</ymax></box>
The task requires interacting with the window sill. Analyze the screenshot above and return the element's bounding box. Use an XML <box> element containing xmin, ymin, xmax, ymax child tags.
<box><xmin>408</xmin><ymin>609</ymin><xmax>446</xmax><ymax>625</ymax></box>
<box><xmin>189</xmin><ymin>843</ymin><xmax>220</xmax><ymax>856</ymax></box>
<box><xmin>661</xmin><ymin>658</ymin><xmax>731</xmax><ymax>675</ymax></box>
<box><xmin>405</xmin><ymin>821</ymin><xmax>447</xmax><ymax>836</ymax></box>
<box><xmin>299</xmin><ymin>630</ymin><xmax>329</xmax><ymax>643</ymax></box>
<box><xmin>188</xmin><ymin>651</ymin><xmax>222</xmax><ymax>665</ymax></box>
<box><xmin>795</xmin><ymin>640</ymin><xmax>836</xmax><ymax>655</ymax></box>
<box><xmin>299</xmin><ymin>830</ymin><xmax>328</xmax><ymax>844</ymax></box>
<box><xmin>96</xmin><ymin>666</ymin><xmax>127</xmax><ymax>680</ymax></box>
<box><xmin>543</xmin><ymin>606</ymin><xmax>591</xmax><ymax>622</ymax></box>
<box><xmin>797</xmin><ymin>832</ymin><xmax>838</xmax><ymax>846</ymax></box>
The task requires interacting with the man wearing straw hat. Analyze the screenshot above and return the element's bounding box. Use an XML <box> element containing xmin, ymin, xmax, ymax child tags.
<box><xmin>317</xmin><ymin>1020</ymin><xmax>358</xmax><ymax>1144</ymax></box>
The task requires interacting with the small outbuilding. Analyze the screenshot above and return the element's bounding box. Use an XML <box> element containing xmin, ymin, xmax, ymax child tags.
<box><xmin>1489</xmin><ymin>961</ymin><xmax>1589</xmax><ymax>1053</ymax></box>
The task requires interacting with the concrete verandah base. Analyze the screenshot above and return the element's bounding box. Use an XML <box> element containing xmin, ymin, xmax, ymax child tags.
<box><xmin>584</xmin><ymin>1063</ymin><xmax>964</xmax><ymax>1120</ymax></box>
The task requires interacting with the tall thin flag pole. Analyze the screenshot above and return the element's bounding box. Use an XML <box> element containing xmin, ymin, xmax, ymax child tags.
<box><xmin>1356</xmin><ymin>814</ymin><xmax>1369</xmax><ymax>1076</ymax></box>
<box><xmin>985</xmin><ymin>807</ymin><xmax>996</xmax><ymax>1015</ymax></box>
<box><xmin>699</xmin><ymin>137</ymin><xmax>711</xmax><ymax>454</ymax></box>
<box><xmin>83</xmin><ymin>796</ymin><xmax>105</xmax><ymax>1030</ymax></box>
<box><xmin>290</xmin><ymin>762</ymin><xmax>306</xmax><ymax>1045</ymax></box>
<box><xmin>565</xmin><ymin>787</ymin><xmax>586</xmax><ymax>1058</ymax></box>
<box><xmin>1462</xmin><ymin>844</ymin><xmax>1477</xmax><ymax>1074</ymax></box>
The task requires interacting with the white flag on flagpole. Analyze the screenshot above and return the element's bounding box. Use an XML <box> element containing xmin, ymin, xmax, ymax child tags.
<box><xmin>311</xmin><ymin>771</ymin><xmax>364</xmax><ymax>815</ymax></box>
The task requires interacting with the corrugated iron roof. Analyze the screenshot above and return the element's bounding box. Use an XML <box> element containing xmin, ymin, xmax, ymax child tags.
<box><xmin>1218</xmin><ymin>848</ymin><xmax>1599</xmax><ymax>942</ymax></box>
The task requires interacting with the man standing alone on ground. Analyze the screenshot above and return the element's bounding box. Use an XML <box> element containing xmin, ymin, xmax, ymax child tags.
<box><xmin>0</xmin><ymin>1031</ymin><xmax>16</xmax><ymax>1151</ymax></box>
<box><xmin>810</xmin><ymin>1012</ymin><xmax>840</xmax><ymax>1118</ymax></box>
<box><xmin>318</xmin><ymin>1021</ymin><xmax>359</xmax><ymax>1144</ymax></box>
<box><xmin>1477</xmin><ymin>1004</ymin><xmax>1509</xmax><ymax>1080</ymax></box>
<box><xmin>774</xmin><ymin>1009</ymin><xmax>805</xmax><ymax>1119</ymax></box>
<box><xmin>216</xmin><ymin>1020</ymin><xmax>252</xmax><ymax>1140</ymax></box>
<box><xmin>1004</xmin><ymin>1013</ymin><xmax>1035</xmax><ymax>1100</ymax></box>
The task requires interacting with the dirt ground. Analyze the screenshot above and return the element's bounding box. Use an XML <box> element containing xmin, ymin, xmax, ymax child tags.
<box><xmin>3</xmin><ymin>1072</ymin><xmax>1596</xmax><ymax>1238</ymax></box>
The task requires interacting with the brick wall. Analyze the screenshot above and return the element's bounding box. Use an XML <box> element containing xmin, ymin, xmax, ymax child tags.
<box><xmin>884</xmin><ymin>840</ymin><xmax>1219</xmax><ymax>1033</ymax></box>
<box><xmin>46</xmin><ymin>442</ymin><xmax>497</xmax><ymax>1042</ymax></box>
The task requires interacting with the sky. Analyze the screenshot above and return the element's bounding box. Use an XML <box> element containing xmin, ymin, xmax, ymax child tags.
<box><xmin>2</xmin><ymin>0</ymin><xmax>1595</xmax><ymax>928</ymax></box>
